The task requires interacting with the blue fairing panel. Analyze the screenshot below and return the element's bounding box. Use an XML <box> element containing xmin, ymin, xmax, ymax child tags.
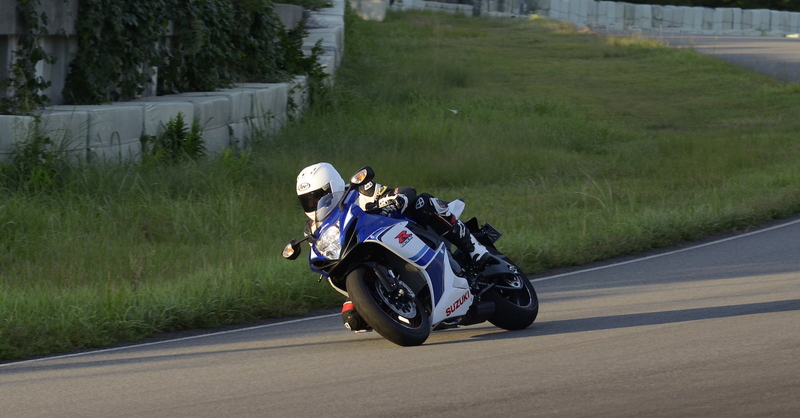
<box><xmin>426</xmin><ymin>248</ymin><xmax>447</xmax><ymax>305</ymax></box>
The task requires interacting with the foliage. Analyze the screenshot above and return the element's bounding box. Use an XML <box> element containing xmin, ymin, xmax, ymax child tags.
<box><xmin>157</xmin><ymin>0</ymin><xmax>282</xmax><ymax>95</ymax></box>
<box><xmin>0</xmin><ymin>0</ymin><xmax>55</xmax><ymax>115</ymax></box>
<box><xmin>279</xmin><ymin>22</ymin><xmax>332</xmax><ymax>109</ymax></box>
<box><xmin>61</xmin><ymin>0</ymin><xmax>167</xmax><ymax>104</ymax></box>
<box><xmin>0</xmin><ymin>119</ymin><xmax>73</xmax><ymax>191</ymax></box>
<box><xmin>63</xmin><ymin>0</ymin><xmax>326</xmax><ymax>104</ymax></box>
<box><xmin>142</xmin><ymin>112</ymin><xmax>206</xmax><ymax>162</ymax></box>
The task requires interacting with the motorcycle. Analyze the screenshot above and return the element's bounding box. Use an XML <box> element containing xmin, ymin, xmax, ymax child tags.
<box><xmin>282</xmin><ymin>166</ymin><xmax>538</xmax><ymax>346</ymax></box>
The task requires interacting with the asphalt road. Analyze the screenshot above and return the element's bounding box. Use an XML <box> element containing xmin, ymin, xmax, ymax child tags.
<box><xmin>625</xmin><ymin>32</ymin><xmax>800</xmax><ymax>83</ymax></box>
<box><xmin>2</xmin><ymin>216</ymin><xmax>799</xmax><ymax>417</ymax></box>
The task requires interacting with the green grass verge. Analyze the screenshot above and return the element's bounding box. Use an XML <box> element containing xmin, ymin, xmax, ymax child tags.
<box><xmin>2</xmin><ymin>10</ymin><xmax>800</xmax><ymax>360</ymax></box>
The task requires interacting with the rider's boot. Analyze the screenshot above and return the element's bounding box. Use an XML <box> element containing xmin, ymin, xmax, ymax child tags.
<box><xmin>445</xmin><ymin>220</ymin><xmax>490</xmax><ymax>269</ymax></box>
<box><xmin>341</xmin><ymin>300</ymin><xmax>371</xmax><ymax>332</ymax></box>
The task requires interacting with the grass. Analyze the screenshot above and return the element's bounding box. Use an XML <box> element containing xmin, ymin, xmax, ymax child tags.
<box><xmin>2</xmin><ymin>9</ymin><xmax>800</xmax><ymax>360</ymax></box>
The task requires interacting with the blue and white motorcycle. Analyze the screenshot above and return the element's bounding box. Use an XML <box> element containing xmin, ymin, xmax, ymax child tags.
<box><xmin>282</xmin><ymin>166</ymin><xmax>538</xmax><ymax>346</ymax></box>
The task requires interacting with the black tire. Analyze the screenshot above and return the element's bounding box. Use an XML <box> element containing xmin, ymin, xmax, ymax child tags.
<box><xmin>346</xmin><ymin>266</ymin><xmax>431</xmax><ymax>346</ymax></box>
<box><xmin>484</xmin><ymin>264</ymin><xmax>539</xmax><ymax>330</ymax></box>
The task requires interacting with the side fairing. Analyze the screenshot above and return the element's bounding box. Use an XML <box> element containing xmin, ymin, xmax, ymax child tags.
<box><xmin>367</xmin><ymin>222</ymin><xmax>472</xmax><ymax>322</ymax></box>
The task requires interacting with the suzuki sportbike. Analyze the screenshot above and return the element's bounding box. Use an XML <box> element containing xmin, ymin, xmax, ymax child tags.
<box><xmin>282</xmin><ymin>166</ymin><xmax>538</xmax><ymax>346</ymax></box>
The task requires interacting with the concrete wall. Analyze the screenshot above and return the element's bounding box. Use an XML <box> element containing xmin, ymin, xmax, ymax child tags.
<box><xmin>389</xmin><ymin>0</ymin><xmax>526</xmax><ymax>17</ymax></box>
<box><xmin>0</xmin><ymin>0</ymin><xmax>345</xmax><ymax>163</ymax></box>
<box><xmin>529</xmin><ymin>0</ymin><xmax>800</xmax><ymax>36</ymax></box>
<box><xmin>0</xmin><ymin>0</ymin><xmax>306</xmax><ymax>107</ymax></box>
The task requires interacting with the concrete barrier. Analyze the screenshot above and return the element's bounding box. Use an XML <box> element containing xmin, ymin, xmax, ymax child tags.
<box><xmin>1</xmin><ymin>1</ymin><xmax>346</xmax><ymax>163</ymax></box>
<box><xmin>529</xmin><ymin>0</ymin><xmax>800</xmax><ymax>37</ymax></box>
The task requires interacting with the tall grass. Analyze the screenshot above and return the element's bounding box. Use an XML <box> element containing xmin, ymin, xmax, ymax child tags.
<box><xmin>2</xmin><ymin>10</ymin><xmax>800</xmax><ymax>360</ymax></box>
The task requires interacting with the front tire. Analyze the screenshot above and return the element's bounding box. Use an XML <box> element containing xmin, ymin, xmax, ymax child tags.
<box><xmin>346</xmin><ymin>266</ymin><xmax>431</xmax><ymax>346</ymax></box>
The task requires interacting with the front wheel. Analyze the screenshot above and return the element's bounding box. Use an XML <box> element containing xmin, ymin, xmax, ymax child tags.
<box><xmin>346</xmin><ymin>266</ymin><xmax>431</xmax><ymax>346</ymax></box>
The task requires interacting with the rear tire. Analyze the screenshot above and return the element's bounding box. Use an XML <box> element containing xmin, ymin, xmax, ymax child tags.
<box><xmin>346</xmin><ymin>266</ymin><xmax>431</xmax><ymax>346</ymax></box>
<box><xmin>484</xmin><ymin>261</ymin><xmax>538</xmax><ymax>330</ymax></box>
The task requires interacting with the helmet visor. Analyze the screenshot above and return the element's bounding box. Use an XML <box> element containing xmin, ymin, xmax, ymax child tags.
<box><xmin>298</xmin><ymin>184</ymin><xmax>332</xmax><ymax>213</ymax></box>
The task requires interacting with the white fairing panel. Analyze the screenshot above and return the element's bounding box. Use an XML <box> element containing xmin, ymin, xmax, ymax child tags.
<box><xmin>372</xmin><ymin>223</ymin><xmax>473</xmax><ymax>325</ymax></box>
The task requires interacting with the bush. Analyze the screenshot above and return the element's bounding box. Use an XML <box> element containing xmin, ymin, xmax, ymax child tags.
<box><xmin>142</xmin><ymin>112</ymin><xmax>206</xmax><ymax>163</ymax></box>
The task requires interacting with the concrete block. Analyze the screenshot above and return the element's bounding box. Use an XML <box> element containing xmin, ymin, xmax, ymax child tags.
<box><xmin>531</xmin><ymin>0</ymin><xmax>550</xmax><ymax>15</ymax></box>
<box><xmin>702</xmin><ymin>7</ymin><xmax>714</xmax><ymax>31</ymax></box>
<box><xmin>568</xmin><ymin>0</ymin><xmax>586</xmax><ymax>23</ymax></box>
<box><xmin>634</xmin><ymin>4</ymin><xmax>652</xmax><ymax>29</ymax></box>
<box><xmin>715</xmin><ymin>8</ymin><xmax>743</xmax><ymax>31</ymax></box>
<box><xmin>0</xmin><ymin>116</ymin><xmax>35</xmax><ymax>161</ymax></box>
<box><xmin>691</xmin><ymin>7</ymin><xmax>704</xmax><ymax>30</ymax></box>
<box><xmin>791</xmin><ymin>12</ymin><xmax>800</xmax><ymax>33</ymax></box>
<box><xmin>204</xmin><ymin>89</ymin><xmax>254</xmax><ymax>123</ymax></box>
<box><xmin>778</xmin><ymin>11</ymin><xmax>792</xmax><ymax>32</ymax></box>
<box><xmin>142</xmin><ymin>95</ymin><xmax>230</xmax><ymax>130</ymax></box>
<box><xmin>354</xmin><ymin>0</ymin><xmax>388</xmax><ymax>21</ymax></box>
<box><xmin>675</xmin><ymin>6</ymin><xmax>690</xmax><ymax>29</ymax></box>
<box><xmin>275</xmin><ymin>3</ymin><xmax>304</xmax><ymax>30</ymax></box>
<box><xmin>771</xmin><ymin>10</ymin><xmax>782</xmax><ymax>32</ymax></box>
<box><xmin>743</xmin><ymin>9</ymin><xmax>771</xmax><ymax>32</ymax></box>
<box><xmin>202</xmin><ymin>125</ymin><xmax>231</xmax><ymax>156</ymax></box>
<box><xmin>239</xmin><ymin>83</ymin><xmax>289</xmax><ymax>121</ymax></box>
<box><xmin>651</xmin><ymin>5</ymin><xmax>663</xmax><ymax>27</ymax></box>
<box><xmin>112</xmin><ymin>101</ymin><xmax>194</xmax><ymax>138</ymax></box>
<box><xmin>661</xmin><ymin>5</ymin><xmax>678</xmax><ymax>28</ymax></box>
<box><xmin>289</xmin><ymin>76</ymin><xmax>309</xmax><ymax>119</ymax></box>
<box><xmin>37</xmin><ymin>109</ymin><xmax>90</xmax><ymax>160</ymax></box>
<box><xmin>595</xmin><ymin>1</ymin><xmax>610</xmax><ymax>26</ymax></box>
<box><xmin>713</xmin><ymin>9</ymin><xmax>725</xmax><ymax>31</ymax></box>
<box><xmin>49</xmin><ymin>105</ymin><xmax>143</xmax><ymax>162</ymax></box>
<box><xmin>623</xmin><ymin>3</ymin><xmax>636</xmax><ymax>28</ymax></box>
<box><xmin>88</xmin><ymin>106</ymin><xmax>142</xmax><ymax>162</ymax></box>
<box><xmin>228</xmin><ymin>121</ymin><xmax>251</xmax><ymax>149</ymax></box>
<box><xmin>91</xmin><ymin>139</ymin><xmax>142</xmax><ymax>162</ymax></box>
<box><xmin>550</xmin><ymin>0</ymin><xmax>564</xmax><ymax>20</ymax></box>
<box><xmin>307</xmin><ymin>27</ymin><xmax>344</xmax><ymax>53</ymax></box>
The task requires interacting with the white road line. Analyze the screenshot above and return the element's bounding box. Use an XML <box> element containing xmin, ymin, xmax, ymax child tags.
<box><xmin>0</xmin><ymin>314</ymin><xmax>340</xmax><ymax>368</ymax></box>
<box><xmin>4</xmin><ymin>217</ymin><xmax>799</xmax><ymax>367</ymax></box>
<box><xmin>531</xmin><ymin>217</ymin><xmax>800</xmax><ymax>282</ymax></box>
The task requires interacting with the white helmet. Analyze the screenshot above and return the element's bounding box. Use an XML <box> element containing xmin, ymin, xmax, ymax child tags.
<box><xmin>296</xmin><ymin>162</ymin><xmax>346</xmax><ymax>219</ymax></box>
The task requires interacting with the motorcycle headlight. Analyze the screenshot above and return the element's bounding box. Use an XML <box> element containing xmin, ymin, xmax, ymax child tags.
<box><xmin>316</xmin><ymin>223</ymin><xmax>341</xmax><ymax>259</ymax></box>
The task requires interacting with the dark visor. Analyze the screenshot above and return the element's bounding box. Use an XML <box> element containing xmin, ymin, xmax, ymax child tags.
<box><xmin>298</xmin><ymin>185</ymin><xmax>331</xmax><ymax>213</ymax></box>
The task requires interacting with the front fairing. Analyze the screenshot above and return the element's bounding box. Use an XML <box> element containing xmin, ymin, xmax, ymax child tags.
<box><xmin>307</xmin><ymin>190</ymin><xmax>409</xmax><ymax>276</ymax></box>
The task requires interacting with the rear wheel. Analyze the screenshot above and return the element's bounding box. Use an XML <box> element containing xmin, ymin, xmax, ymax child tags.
<box><xmin>346</xmin><ymin>266</ymin><xmax>431</xmax><ymax>346</ymax></box>
<box><xmin>484</xmin><ymin>260</ymin><xmax>538</xmax><ymax>330</ymax></box>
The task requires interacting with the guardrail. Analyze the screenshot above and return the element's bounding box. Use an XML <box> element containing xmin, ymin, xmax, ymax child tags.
<box><xmin>529</xmin><ymin>0</ymin><xmax>800</xmax><ymax>36</ymax></box>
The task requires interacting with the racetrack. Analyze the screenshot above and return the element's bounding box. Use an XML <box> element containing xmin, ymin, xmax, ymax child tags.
<box><xmin>619</xmin><ymin>32</ymin><xmax>800</xmax><ymax>83</ymax></box>
<box><xmin>3</xmin><ymin>216</ymin><xmax>799</xmax><ymax>417</ymax></box>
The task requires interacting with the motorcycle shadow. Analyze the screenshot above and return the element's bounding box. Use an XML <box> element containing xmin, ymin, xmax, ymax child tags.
<box><xmin>421</xmin><ymin>324</ymin><xmax>541</xmax><ymax>346</ymax></box>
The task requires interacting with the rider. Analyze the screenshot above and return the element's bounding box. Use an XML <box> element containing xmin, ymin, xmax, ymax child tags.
<box><xmin>295</xmin><ymin>162</ymin><xmax>490</xmax><ymax>332</ymax></box>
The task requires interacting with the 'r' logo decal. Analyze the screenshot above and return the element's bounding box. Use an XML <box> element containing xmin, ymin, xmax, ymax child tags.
<box><xmin>395</xmin><ymin>230</ymin><xmax>412</xmax><ymax>246</ymax></box>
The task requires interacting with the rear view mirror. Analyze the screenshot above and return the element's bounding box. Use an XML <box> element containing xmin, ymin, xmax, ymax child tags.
<box><xmin>350</xmin><ymin>166</ymin><xmax>375</xmax><ymax>185</ymax></box>
<box><xmin>282</xmin><ymin>240</ymin><xmax>302</xmax><ymax>260</ymax></box>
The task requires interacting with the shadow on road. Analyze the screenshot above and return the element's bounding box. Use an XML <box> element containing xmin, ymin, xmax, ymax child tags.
<box><xmin>462</xmin><ymin>298</ymin><xmax>800</xmax><ymax>342</ymax></box>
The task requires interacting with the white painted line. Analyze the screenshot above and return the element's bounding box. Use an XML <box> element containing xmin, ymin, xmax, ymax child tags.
<box><xmin>531</xmin><ymin>217</ymin><xmax>800</xmax><ymax>283</ymax></box>
<box><xmin>0</xmin><ymin>313</ymin><xmax>340</xmax><ymax>368</ymax></box>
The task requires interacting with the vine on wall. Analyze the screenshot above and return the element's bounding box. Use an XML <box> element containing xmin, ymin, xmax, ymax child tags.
<box><xmin>62</xmin><ymin>0</ymin><xmax>167</xmax><ymax>104</ymax></box>
<box><xmin>0</xmin><ymin>0</ymin><xmax>55</xmax><ymax>115</ymax></box>
<box><xmin>63</xmin><ymin>0</ymin><xmax>328</xmax><ymax>105</ymax></box>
